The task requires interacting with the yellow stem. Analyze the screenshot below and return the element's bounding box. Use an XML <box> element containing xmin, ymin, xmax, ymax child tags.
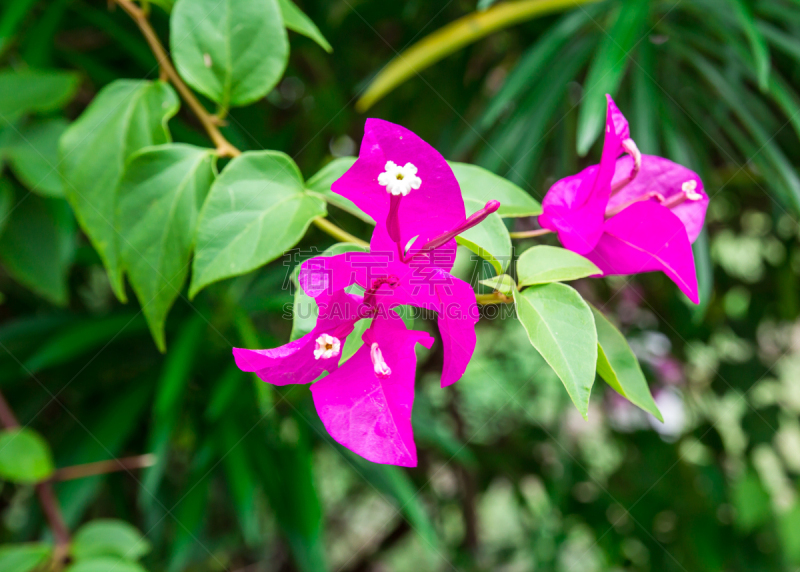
<box><xmin>313</xmin><ymin>218</ymin><xmax>369</xmax><ymax>247</ymax></box>
<box><xmin>509</xmin><ymin>228</ymin><xmax>553</xmax><ymax>239</ymax></box>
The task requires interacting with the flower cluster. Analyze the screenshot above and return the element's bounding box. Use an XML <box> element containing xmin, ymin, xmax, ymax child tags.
<box><xmin>234</xmin><ymin>119</ymin><xmax>497</xmax><ymax>466</ymax></box>
<box><xmin>539</xmin><ymin>95</ymin><xmax>708</xmax><ymax>303</ymax></box>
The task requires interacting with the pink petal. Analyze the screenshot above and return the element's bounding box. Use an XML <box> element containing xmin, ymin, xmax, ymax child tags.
<box><xmin>609</xmin><ymin>155</ymin><xmax>707</xmax><ymax>243</ymax></box>
<box><xmin>332</xmin><ymin>118</ymin><xmax>465</xmax><ymax>250</ymax></box>
<box><xmin>233</xmin><ymin>292</ymin><xmax>365</xmax><ymax>385</ymax></box>
<box><xmin>539</xmin><ymin>95</ymin><xmax>630</xmax><ymax>254</ymax></box>
<box><xmin>434</xmin><ymin>272</ymin><xmax>479</xmax><ymax>388</ymax></box>
<box><xmin>585</xmin><ymin>201</ymin><xmax>699</xmax><ymax>303</ymax></box>
<box><xmin>311</xmin><ymin>312</ymin><xmax>433</xmax><ymax>466</ymax></box>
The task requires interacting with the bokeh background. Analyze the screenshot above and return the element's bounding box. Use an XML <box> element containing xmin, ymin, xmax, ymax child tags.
<box><xmin>2</xmin><ymin>0</ymin><xmax>800</xmax><ymax>570</ymax></box>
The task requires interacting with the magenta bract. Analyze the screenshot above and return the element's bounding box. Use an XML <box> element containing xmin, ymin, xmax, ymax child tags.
<box><xmin>538</xmin><ymin>95</ymin><xmax>708</xmax><ymax>303</ymax></box>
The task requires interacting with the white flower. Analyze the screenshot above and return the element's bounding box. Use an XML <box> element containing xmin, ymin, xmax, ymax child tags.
<box><xmin>378</xmin><ymin>161</ymin><xmax>421</xmax><ymax>196</ymax></box>
<box><xmin>313</xmin><ymin>334</ymin><xmax>341</xmax><ymax>360</ymax></box>
<box><xmin>681</xmin><ymin>179</ymin><xmax>702</xmax><ymax>201</ymax></box>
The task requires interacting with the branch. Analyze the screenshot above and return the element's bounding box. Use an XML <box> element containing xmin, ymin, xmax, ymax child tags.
<box><xmin>53</xmin><ymin>454</ymin><xmax>156</xmax><ymax>482</ymax></box>
<box><xmin>312</xmin><ymin>218</ymin><xmax>369</xmax><ymax>247</ymax></box>
<box><xmin>508</xmin><ymin>228</ymin><xmax>552</xmax><ymax>239</ymax></box>
<box><xmin>112</xmin><ymin>0</ymin><xmax>240</xmax><ymax>158</ymax></box>
<box><xmin>0</xmin><ymin>392</ymin><xmax>71</xmax><ymax>567</ymax></box>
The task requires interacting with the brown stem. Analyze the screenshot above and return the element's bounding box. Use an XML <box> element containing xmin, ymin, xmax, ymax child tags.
<box><xmin>508</xmin><ymin>228</ymin><xmax>553</xmax><ymax>239</ymax></box>
<box><xmin>475</xmin><ymin>292</ymin><xmax>512</xmax><ymax>305</ymax></box>
<box><xmin>0</xmin><ymin>392</ymin><xmax>71</xmax><ymax>566</ymax></box>
<box><xmin>112</xmin><ymin>0</ymin><xmax>241</xmax><ymax>158</ymax></box>
<box><xmin>53</xmin><ymin>454</ymin><xmax>156</xmax><ymax>482</ymax></box>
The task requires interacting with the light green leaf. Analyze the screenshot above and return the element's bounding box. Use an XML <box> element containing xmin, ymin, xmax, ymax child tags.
<box><xmin>0</xmin><ymin>428</ymin><xmax>55</xmax><ymax>483</ymax></box>
<box><xmin>117</xmin><ymin>144</ymin><xmax>215</xmax><ymax>351</ymax></box>
<box><xmin>449</xmin><ymin>162</ymin><xmax>541</xmax><ymax>217</ymax></box>
<box><xmin>4</xmin><ymin>118</ymin><xmax>68</xmax><ymax>197</ymax></box>
<box><xmin>306</xmin><ymin>157</ymin><xmax>372</xmax><ymax>222</ymax></box>
<box><xmin>576</xmin><ymin>0</ymin><xmax>650</xmax><ymax>155</ymax></box>
<box><xmin>60</xmin><ymin>80</ymin><xmax>179</xmax><ymax>302</ymax></box>
<box><xmin>513</xmin><ymin>283</ymin><xmax>597</xmax><ymax>418</ymax></box>
<box><xmin>516</xmin><ymin>245</ymin><xmax>600</xmax><ymax>286</ymax></box>
<box><xmin>0</xmin><ymin>543</ymin><xmax>52</xmax><ymax>572</ymax></box>
<box><xmin>171</xmin><ymin>0</ymin><xmax>288</xmax><ymax>108</ymax></box>
<box><xmin>65</xmin><ymin>558</ymin><xmax>148</xmax><ymax>572</ymax></box>
<box><xmin>191</xmin><ymin>151</ymin><xmax>326</xmax><ymax>297</ymax></box>
<box><xmin>278</xmin><ymin>0</ymin><xmax>332</xmax><ymax>52</ymax></box>
<box><xmin>0</xmin><ymin>69</ymin><xmax>79</xmax><ymax>123</ymax></box>
<box><xmin>591</xmin><ymin>305</ymin><xmax>662</xmax><ymax>421</ymax></box>
<box><xmin>479</xmin><ymin>273</ymin><xmax>515</xmax><ymax>296</ymax></box>
<box><xmin>0</xmin><ymin>194</ymin><xmax>75</xmax><ymax>306</ymax></box>
<box><xmin>72</xmin><ymin>520</ymin><xmax>150</xmax><ymax>562</ymax></box>
<box><xmin>456</xmin><ymin>197</ymin><xmax>511</xmax><ymax>273</ymax></box>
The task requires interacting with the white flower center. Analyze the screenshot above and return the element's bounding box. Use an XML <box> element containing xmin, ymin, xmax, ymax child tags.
<box><xmin>313</xmin><ymin>333</ymin><xmax>341</xmax><ymax>360</ymax></box>
<box><xmin>370</xmin><ymin>342</ymin><xmax>392</xmax><ymax>378</ymax></box>
<box><xmin>377</xmin><ymin>161</ymin><xmax>421</xmax><ymax>196</ymax></box>
<box><xmin>681</xmin><ymin>179</ymin><xmax>702</xmax><ymax>201</ymax></box>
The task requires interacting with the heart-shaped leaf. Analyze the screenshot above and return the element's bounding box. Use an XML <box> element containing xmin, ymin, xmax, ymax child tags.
<box><xmin>190</xmin><ymin>151</ymin><xmax>326</xmax><ymax>297</ymax></box>
<box><xmin>71</xmin><ymin>519</ymin><xmax>150</xmax><ymax>562</ymax></box>
<box><xmin>0</xmin><ymin>428</ymin><xmax>54</xmax><ymax>483</ymax></box>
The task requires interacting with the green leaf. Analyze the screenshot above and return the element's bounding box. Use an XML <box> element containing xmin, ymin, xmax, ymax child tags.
<box><xmin>0</xmin><ymin>178</ymin><xmax>13</xmax><ymax>236</ymax></box>
<box><xmin>278</xmin><ymin>0</ymin><xmax>332</xmax><ymax>53</ymax></box>
<box><xmin>732</xmin><ymin>468</ymin><xmax>770</xmax><ymax>531</ymax></box>
<box><xmin>190</xmin><ymin>151</ymin><xmax>326</xmax><ymax>297</ymax></box>
<box><xmin>0</xmin><ymin>543</ymin><xmax>52</xmax><ymax>572</ymax></box>
<box><xmin>4</xmin><ymin>118</ymin><xmax>68</xmax><ymax>197</ymax></box>
<box><xmin>0</xmin><ymin>69</ymin><xmax>78</xmax><ymax>123</ymax></box>
<box><xmin>0</xmin><ymin>428</ymin><xmax>55</xmax><ymax>483</ymax></box>
<box><xmin>449</xmin><ymin>162</ymin><xmax>541</xmax><ymax>217</ymax></box>
<box><xmin>456</xmin><ymin>197</ymin><xmax>511</xmax><ymax>273</ymax></box>
<box><xmin>60</xmin><ymin>80</ymin><xmax>179</xmax><ymax>302</ymax></box>
<box><xmin>513</xmin><ymin>283</ymin><xmax>597</xmax><ymax>418</ymax></box>
<box><xmin>0</xmin><ymin>0</ymin><xmax>39</xmax><ymax>55</ymax></box>
<box><xmin>516</xmin><ymin>245</ymin><xmax>600</xmax><ymax>286</ymax></box>
<box><xmin>117</xmin><ymin>145</ymin><xmax>215</xmax><ymax>350</ymax></box>
<box><xmin>591</xmin><ymin>305</ymin><xmax>662</xmax><ymax>421</ymax></box>
<box><xmin>65</xmin><ymin>558</ymin><xmax>148</xmax><ymax>572</ymax></box>
<box><xmin>479</xmin><ymin>273</ymin><xmax>515</xmax><ymax>296</ymax></box>
<box><xmin>576</xmin><ymin>0</ymin><xmax>650</xmax><ymax>155</ymax></box>
<box><xmin>729</xmin><ymin>0</ymin><xmax>770</xmax><ymax>90</ymax></box>
<box><xmin>171</xmin><ymin>0</ymin><xmax>289</xmax><ymax>108</ymax></box>
<box><xmin>71</xmin><ymin>520</ymin><xmax>150</xmax><ymax>562</ymax></box>
<box><xmin>0</xmin><ymin>194</ymin><xmax>75</xmax><ymax>306</ymax></box>
<box><xmin>306</xmin><ymin>157</ymin><xmax>372</xmax><ymax>222</ymax></box>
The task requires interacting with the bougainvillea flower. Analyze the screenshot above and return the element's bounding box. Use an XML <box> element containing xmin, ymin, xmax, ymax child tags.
<box><xmin>538</xmin><ymin>95</ymin><xmax>708</xmax><ymax>303</ymax></box>
<box><xmin>233</xmin><ymin>119</ymin><xmax>499</xmax><ymax>465</ymax></box>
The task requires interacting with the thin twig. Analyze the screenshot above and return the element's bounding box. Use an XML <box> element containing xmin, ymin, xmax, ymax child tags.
<box><xmin>53</xmin><ymin>454</ymin><xmax>157</xmax><ymax>482</ymax></box>
<box><xmin>475</xmin><ymin>292</ymin><xmax>512</xmax><ymax>305</ymax></box>
<box><xmin>0</xmin><ymin>391</ymin><xmax>71</xmax><ymax>567</ymax></box>
<box><xmin>312</xmin><ymin>218</ymin><xmax>369</xmax><ymax>247</ymax></box>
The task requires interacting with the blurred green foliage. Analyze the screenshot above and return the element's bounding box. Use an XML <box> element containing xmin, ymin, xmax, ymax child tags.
<box><xmin>1</xmin><ymin>0</ymin><xmax>800</xmax><ymax>571</ymax></box>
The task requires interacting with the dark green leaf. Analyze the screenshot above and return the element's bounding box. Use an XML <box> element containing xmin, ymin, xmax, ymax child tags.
<box><xmin>0</xmin><ymin>428</ymin><xmax>54</xmax><ymax>483</ymax></box>
<box><xmin>514</xmin><ymin>283</ymin><xmax>597</xmax><ymax>418</ymax></box>
<box><xmin>0</xmin><ymin>194</ymin><xmax>74</xmax><ymax>306</ymax></box>
<box><xmin>0</xmin><ymin>0</ymin><xmax>39</xmax><ymax>55</ymax></box>
<box><xmin>60</xmin><ymin>80</ymin><xmax>179</xmax><ymax>301</ymax></box>
<box><xmin>117</xmin><ymin>145</ymin><xmax>215</xmax><ymax>350</ymax></box>
<box><xmin>71</xmin><ymin>520</ymin><xmax>150</xmax><ymax>562</ymax></box>
<box><xmin>576</xmin><ymin>0</ymin><xmax>650</xmax><ymax>155</ymax></box>
<box><xmin>171</xmin><ymin>0</ymin><xmax>289</xmax><ymax>108</ymax></box>
<box><xmin>591</xmin><ymin>305</ymin><xmax>662</xmax><ymax>421</ymax></box>
<box><xmin>190</xmin><ymin>151</ymin><xmax>326</xmax><ymax>297</ymax></box>
<box><xmin>456</xmin><ymin>197</ymin><xmax>511</xmax><ymax>274</ymax></box>
<box><xmin>516</xmin><ymin>245</ymin><xmax>600</xmax><ymax>286</ymax></box>
<box><xmin>0</xmin><ymin>543</ymin><xmax>52</xmax><ymax>572</ymax></box>
<box><xmin>729</xmin><ymin>0</ymin><xmax>770</xmax><ymax>90</ymax></box>
<box><xmin>449</xmin><ymin>162</ymin><xmax>541</xmax><ymax>217</ymax></box>
<box><xmin>0</xmin><ymin>68</ymin><xmax>78</xmax><ymax>123</ymax></box>
<box><xmin>278</xmin><ymin>0</ymin><xmax>332</xmax><ymax>52</ymax></box>
<box><xmin>65</xmin><ymin>558</ymin><xmax>148</xmax><ymax>572</ymax></box>
<box><xmin>4</xmin><ymin>118</ymin><xmax>68</xmax><ymax>197</ymax></box>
